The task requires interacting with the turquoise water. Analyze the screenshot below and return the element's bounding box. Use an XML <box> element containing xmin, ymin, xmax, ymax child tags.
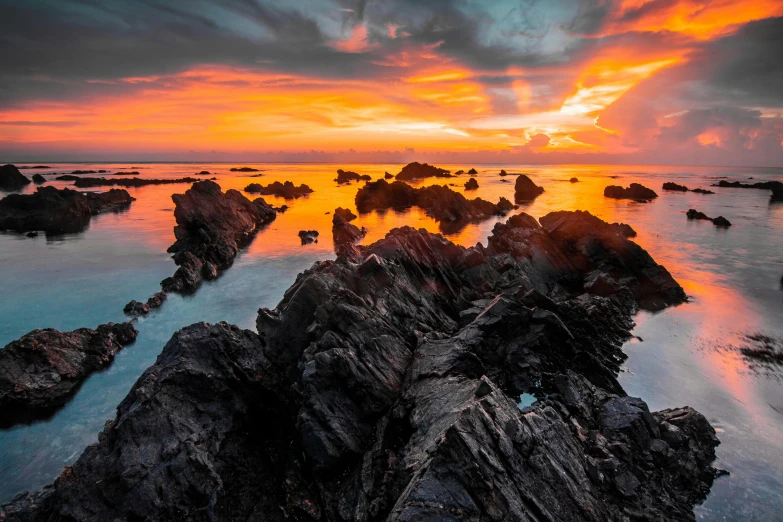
<box><xmin>1</xmin><ymin>163</ymin><xmax>782</xmax><ymax>519</ymax></box>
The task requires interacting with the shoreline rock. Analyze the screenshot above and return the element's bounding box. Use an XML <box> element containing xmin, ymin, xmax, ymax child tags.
<box><xmin>686</xmin><ymin>209</ymin><xmax>732</xmax><ymax>227</ymax></box>
<box><xmin>245</xmin><ymin>180</ymin><xmax>314</xmax><ymax>199</ymax></box>
<box><xmin>0</xmin><ymin>165</ymin><xmax>31</xmax><ymax>190</ymax></box>
<box><xmin>0</xmin><ymin>186</ymin><xmax>134</xmax><ymax>234</ymax></box>
<box><xmin>395</xmin><ymin>162</ymin><xmax>451</xmax><ymax>181</ymax></box>
<box><xmin>0</xmin><ymin>211</ymin><xmax>718</xmax><ymax>521</ymax></box>
<box><xmin>605</xmin><ymin>183</ymin><xmax>658</xmax><ymax>200</ymax></box>
<box><xmin>332</xmin><ymin>208</ymin><xmax>366</xmax><ymax>253</ymax></box>
<box><xmin>514</xmin><ymin>174</ymin><xmax>545</xmax><ymax>201</ymax></box>
<box><xmin>0</xmin><ymin>323</ymin><xmax>137</xmax><ymax>424</ymax></box>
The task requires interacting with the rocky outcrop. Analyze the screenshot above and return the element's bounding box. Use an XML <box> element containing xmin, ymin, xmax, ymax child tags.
<box><xmin>0</xmin><ymin>186</ymin><xmax>134</xmax><ymax>234</ymax></box>
<box><xmin>356</xmin><ymin>179</ymin><xmax>514</xmax><ymax>233</ymax></box>
<box><xmin>663</xmin><ymin>182</ymin><xmax>714</xmax><ymax>194</ymax></box>
<box><xmin>161</xmin><ymin>181</ymin><xmax>277</xmax><ymax>293</ymax></box>
<box><xmin>230</xmin><ymin>167</ymin><xmax>261</xmax><ymax>172</ymax></box>
<box><xmin>245</xmin><ymin>181</ymin><xmax>314</xmax><ymax>199</ymax></box>
<box><xmin>31</xmin><ymin>174</ymin><xmax>46</xmax><ymax>184</ymax></box>
<box><xmin>686</xmin><ymin>209</ymin><xmax>731</xmax><ymax>227</ymax></box>
<box><xmin>468</xmin><ymin>168</ymin><xmax>478</xmax><ymax>174</ymax></box>
<box><xmin>0</xmin><ymin>164</ymin><xmax>31</xmax><ymax>190</ymax></box>
<box><xmin>335</xmin><ymin>169</ymin><xmax>371</xmax><ymax>184</ymax></box>
<box><xmin>464</xmin><ymin>178</ymin><xmax>479</xmax><ymax>190</ymax></box>
<box><xmin>570</xmin><ymin>177</ymin><xmax>579</xmax><ymax>183</ymax></box>
<box><xmin>332</xmin><ymin>209</ymin><xmax>366</xmax><ymax>254</ymax></box>
<box><xmin>299</xmin><ymin>230</ymin><xmax>319</xmax><ymax>245</ymax></box>
<box><xmin>0</xmin><ymin>211</ymin><xmax>718</xmax><ymax>521</ymax></box>
<box><xmin>384</xmin><ymin>172</ymin><xmax>394</xmax><ymax>179</ymax></box>
<box><xmin>713</xmin><ymin>180</ymin><xmax>783</xmax><ymax>201</ymax></box>
<box><xmin>604</xmin><ymin>183</ymin><xmax>658</xmax><ymax>200</ymax></box>
<box><xmin>395</xmin><ymin>162</ymin><xmax>451</xmax><ymax>181</ymax></box>
<box><xmin>514</xmin><ymin>174</ymin><xmax>545</xmax><ymax>201</ymax></box>
<box><xmin>0</xmin><ymin>323</ymin><xmax>137</xmax><ymax>421</ymax></box>
<box><xmin>499</xmin><ymin>169</ymin><xmax>509</xmax><ymax>176</ymax></box>
<box><xmin>334</xmin><ymin>207</ymin><xmax>357</xmax><ymax>222</ymax></box>
<box><xmin>72</xmin><ymin>177</ymin><xmax>202</xmax><ymax>188</ymax></box>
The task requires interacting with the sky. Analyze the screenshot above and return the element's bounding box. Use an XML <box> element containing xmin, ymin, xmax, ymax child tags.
<box><xmin>1</xmin><ymin>0</ymin><xmax>782</xmax><ymax>166</ymax></box>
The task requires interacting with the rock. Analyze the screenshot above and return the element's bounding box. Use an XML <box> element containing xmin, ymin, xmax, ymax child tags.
<box><xmin>123</xmin><ymin>300</ymin><xmax>149</xmax><ymax>316</ymax></box>
<box><xmin>0</xmin><ymin>164</ymin><xmax>31</xmax><ymax>190</ymax></box>
<box><xmin>454</xmin><ymin>169</ymin><xmax>465</xmax><ymax>175</ymax></box>
<box><xmin>395</xmin><ymin>162</ymin><xmax>451</xmax><ymax>181</ymax></box>
<box><xmin>197</xmin><ymin>170</ymin><xmax>210</xmax><ymax>175</ymax></box>
<box><xmin>31</xmin><ymin>174</ymin><xmax>46</xmax><ymax>184</ymax></box>
<box><xmin>54</xmin><ymin>175</ymin><xmax>80</xmax><ymax>181</ymax></box>
<box><xmin>161</xmin><ymin>181</ymin><xmax>276</xmax><ymax>293</ymax></box>
<box><xmin>355</xmin><ymin>179</ymin><xmax>513</xmax><ymax>233</ymax></box>
<box><xmin>298</xmin><ymin>230</ymin><xmax>319</xmax><ymax>245</ymax></box>
<box><xmin>17</xmin><ymin>166</ymin><xmax>50</xmax><ymax>170</ymax></box>
<box><xmin>713</xmin><ymin>180</ymin><xmax>783</xmax><ymax>201</ymax></box>
<box><xmin>0</xmin><ymin>186</ymin><xmax>134</xmax><ymax>234</ymax></box>
<box><xmin>464</xmin><ymin>178</ymin><xmax>479</xmax><ymax>190</ymax></box>
<box><xmin>25</xmin><ymin>231</ymin><xmax>37</xmax><ymax>238</ymax></box>
<box><xmin>604</xmin><ymin>183</ymin><xmax>658</xmax><ymax>200</ymax></box>
<box><xmin>499</xmin><ymin>169</ymin><xmax>509</xmax><ymax>176</ymax></box>
<box><xmin>570</xmin><ymin>177</ymin><xmax>579</xmax><ymax>183</ymax></box>
<box><xmin>1</xmin><ymin>213</ymin><xmax>719</xmax><ymax>522</ymax></box>
<box><xmin>335</xmin><ymin>169</ymin><xmax>371</xmax><ymax>184</ymax></box>
<box><xmin>112</xmin><ymin>171</ymin><xmax>140</xmax><ymax>176</ymax></box>
<box><xmin>514</xmin><ymin>174</ymin><xmax>545</xmax><ymax>201</ymax></box>
<box><xmin>384</xmin><ymin>172</ymin><xmax>394</xmax><ymax>179</ymax></box>
<box><xmin>334</xmin><ymin>207</ymin><xmax>357</xmax><ymax>222</ymax></box>
<box><xmin>69</xmin><ymin>170</ymin><xmax>97</xmax><ymax>174</ymax></box>
<box><xmin>332</xmin><ymin>209</ymin><xmax>366</xmax><ymax>253</ymax></box>
<box><xmin>230</xmin><ymin>167</ymin><xmax>261</xmax><ymax>172</ymax></box>
<box><xmin>146</xmin><ymin>291</ymin><xmax>167</xmax><ymax>309</ymax></box>
<box><xmin>0</xmin><ymin>323</ymin><xmax>137</xmax><ymax>420</ymax></box>
<box><xmin>692</xmin><ymin>188</ymin><xmax>715</xmax><ymax>194</ymax></box>
<box><xmin>468</xmin><ymin>168</ymin><xmax>478</xmax><ymax>174</ymax></box>
<box><xmin>245</xmin><ymin>180</ymin><xmax>314</xmax><ymax>199</ymax></box>
<box><xmin>663</xmin><ymin>182</ymin><xmax>689</xmax><ymax>192</ymax></box>
<box><xmin>612</xmin><ymin>222</ymin><xmax>637</xmax><ymax>238</ymax></box>
<box><xmin>686</xmin><ymin>209</ymin><xmax>731</xmax><ymax>227</ymax></box>
<box><xmin>72</xmin><ymin>177</ymin><xmax>201</xmax><ymax>188</ymax></box>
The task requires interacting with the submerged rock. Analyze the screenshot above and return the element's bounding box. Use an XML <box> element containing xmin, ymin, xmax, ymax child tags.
<box><xmin>604</xmin><ymin>183</ymin><xmax>658</xmax><ymax>200</ymax></box>
<box><xmin>395</xmin><ymin>162</ymin><xmax>451</xmax><ymax>181</ymax></box>
<box><xmin>298</xmin><ymin>230</ymin><xmax>319</xmax><ymax>245</ymax></box>
<box><xmin>0</xmin><ymin>186</ymin><xmax>134</xmax><ymax>234</ymax></box>
<box><xmin>355</xmin><ymin>179</ymin><xmax>513</xmax><ymax>233</ymax></box>
<box><xmin>687</xmin><ymin>209</ymin><xmax>731</xmax><ymax>227</ymax></box>
<box><xmin>0</xmin><ymin>211</ymin><xmax>718</xmax><ymax>521</ymax></box>
<box><xmin>0</xmin><ymin>323</ymin><xmax>137</xmax><ymax>419</ymax></box>
<box><xmin>0</xmin><ymin>164</ymin><xmax>31</xmax><ymax>190</ymax></box>
<box><xmin>245</xmin><ymin>180</ymin><xmax>314</xmax><ymax>199</ymax></box>
<box><xmin>464</xmin><ymin>177</ymin><xmax>479</xmax><ymax>190</ymax></box>
<box><xmin>335</xmin><ymin>169</ymin><xmax>371</xmax><ymax>184</ymax></box>
<box><xmin>31</xmin><ymin>174</ymin><xmax>46</xmax><ymax>184</ymax></box>
<box><xmin>514</xmin><ymin>174</ymin><xmax>545</xmax><ymax>201</ymax></box>
<box><xmin>161</xmin><ymin>180</ymin><xmax>276</xmax><ymax>293</ymax></box>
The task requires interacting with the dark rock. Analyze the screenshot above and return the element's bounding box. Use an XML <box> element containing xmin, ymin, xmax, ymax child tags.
<box><xmin>246</xmin><ymin>180</ymin><xmax>314</xmax><ymax>199</ymax></box>
<box><xmin>69</xmin><ymin>170</ymin><xmax>96</xmax><ymax>174</ymax></box>
<box><xmin>686</xmin><ymin>209</ymin><xmax>731</xmax><ymax>227</ymax></box>
<box><xmin>146</xmin><ymin>291</ymin><xmax>167</xmax><ymax>309</ymax></box>
<box><xmin>499</xmin><ymin>169</ymin><xmax>509</xmax><ymax>176</ymax></box>
<box><xmin>0</xmin><ymin>164</ymin><xmax>31</xmax><ymax>190</ymax></box>
<box><xmin>17</xmin><ymin>166</ymin><xmax>50</xmax><ymax>170</ymax></box>
<box><xmin>161</xmin><ymin>181</ymin><xmax>276</xmax><ymax>293</ymax></box>
<box><xmin>54</xmin><ymin>175</ymin><xmax>80</xmax><ymax>181</ymax></box>
<box><xmin>197</xmin><ymin>170</ymin><xmax>210</xmax><ymax>175</ymax></box>
<box><xmin>25</xmin><ymin>231</ymin><xmax>37</xmax><ymax>238</ymax></box>
<box><xmin>1</xmin><ymin>213</ymin><xmax>718</xmax><ymax>522</ymax></box>
<box><xmin>31</xmin><ymin>174</ymin><xmax>46</xmax><ymax>184</ymax></box>
<box><xmin>335</xmin><ymin>169</ymin><xmax>371</xmax><ymax>184</ymax></box>
<box><xmin>604</xmin><ymin>183</ymin><xmax>658</xmax><ymax>200</ymax></box>
<box><xmin>454</xmin><ymin>169</ymin><xmax>465</xmax><ymax>175</ymax></box>
<box><xmin>468</xmin><ymin>168</ymin><xmax>478</xmax><ymax>174</ymax></box>
<box><xmin>112</xmin><ymin>171</ymin><xmax>140</xmax><ymax>176</ymax></box>
<box><xmin>0</xmin><ymin>186</ymin><xmax>134</xmax><ymax>234</ymax></box>
<box><xmin>298</xmin><ymin>230</ymin><xmax>319</xmax><ymax>245</ymax></box>
<box><xmin>713</xmin><ymin>180</ymin><xmax>783</xmax><ymax>201</ymax></box>
<box><xmin>334</xmin><ymin>207</ymin><xmax>357</xmax><ymax>222</ymax></box>
<box><xmin>123</xmin><ymin>300</ymin><xmax>149</xmax><ymax>316</ymax></box>
<box><xmin>663</xmin><ymin>182</ymin><xmax>689</xmax><ymax>192</ymax></box>
<box><xmin>0</xmin><ymin>323</ymin><xmax>137</xmax><ymax>417</ymax></box>
<box><xmin>570</xmin><ymin>177</ymin><xmax>579</xmax><ymax>183</ymax></box>
<box><xmin>384</xmin><ymin>172</ymin><xmax>394</xmax><ymax>179</ymax></box>
<box><xmin>514</xmin><ymin>174</ymin><xmax>545</xmax><ymax>201</ymax></box>
<box><xmin>395</xmin><ymin>162</ymin><xmax>451</xmax><ymax>181</ymax></box>
<box><xmin>230</xmin><ymin>167</ymin><xmax>261</xmax><ymax>172</ymax></box>
<box><xmin>355</xmin><ymin>179</ymin><xmax>513</xmax><ymax>233</ymax></box>
<box><xmin>332</xmin><ymin>209</ymin><xmax>366</xmax><ymax>254</ymax></box>
<box><xmin>692</xmin><ymin>188</ymin><xmax>715</xmax><ymax>194</ymax></box>
<box><xmin>72</xmin><ymin>177</ymin><xmax>200</xmax><ymax>188</ymax></box>
<box><xmin>464</xmin><ymin>178</ymin><xmax>479</xmax><ymax>190</ymax></box>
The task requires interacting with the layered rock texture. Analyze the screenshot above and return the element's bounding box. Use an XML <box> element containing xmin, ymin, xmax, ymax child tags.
<box><xmin>0</xmin><ymin>186</ymin><xmax>134</xmax><ymax>234</ymax></box>
<box><xmin>0</xmin><ymin>323</ymin><xmax>137</xmax><ymax>420</ymax></box>
<box><xmin>161</xmin><ymin>181</ymin><xmax>277</xmax><ymax>293</ymax></box>
<box><xmin>1</xmin><ymin>210</ymin><xmax>719</xmax><ymax>522</ymax></box>
<box><xmin>355</xmin><ymin>179</ymin><xmax>513</xmax><ymax>233</ymax></box>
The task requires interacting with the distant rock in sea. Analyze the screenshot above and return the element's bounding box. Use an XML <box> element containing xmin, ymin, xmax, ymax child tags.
<box><xmin>686</xmin><ymin>209</ymin><xmax>732</xmax><ymax>227</ymax></box>
<box><xmin>31</xmin><ymin>174</ymin><xmax>46</xmax><ymax>184</ymax></box>
<box><xmin>468</xmin><ymin>167</ymin><xmax>478</xmax><ymax>174</ymax></box>
<box><xmin>335</xmin><ymin>169</ymin><xmax>371</xmax><ymax>184</ymax></box>
<box><xmin>395</xmin><ymin>162</ymin><xmax>452</xmax><ymax>181</ymax></box>
<box><xmin>464</xmin><ymin>178</ymin><xmax>479</xmax><ymax>190</ymax></box>
<box><xmin>72</xmin><ymin>177</ymin><xmax>202</xmax><ymax>188</ymax></box>
<box><xmin>514</xmin><ymin>174</ymin><xmax>545</xmax><ymax>201</ymax></box>
<box><xmin>245</xmin><ymin>180</ymin><xmax>313</xmax><ymax>199</ymax></box>
<box><xmin>713</xmin><ymin>180</ymin><xmax>783</xmax><ymax>201</ymax></box>
<box><xmin>570</xmin><ymin>177</ymin><xmax>579</xmax><ymax>183</ymax></box>
<box><xmin>298</xmin><ymin>230</ymin><xmax>319</xmax><ymax>245</ymax></box>
<box><xmin>0</xmin><ymin>164</ymin><xmax>31</xmax><ymax>190</ymax></box>
<box><xmin>230</xmin><ymin>167</ymin><xmax>261</xmax><ymax>172</ymax></box>
<box><xmin>663</xmin><ymin>182</ymin><xmax>715</xmax><ymax>194</ymax></box>
<box><xmin>604</xmin><ymin>183</ymin><xmax>658</xmax><ymax>200</ymax></box>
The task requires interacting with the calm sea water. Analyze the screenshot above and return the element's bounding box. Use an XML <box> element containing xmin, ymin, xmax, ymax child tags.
<box><xmin>1</xmin><ymin>163</ymin><xmax>781</xmax><ymax>519</ymax></box>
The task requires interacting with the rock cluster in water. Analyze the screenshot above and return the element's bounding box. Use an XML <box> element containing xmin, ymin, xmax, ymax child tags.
<box><xmin>686</xmin><ymin>209</ymin><xmax>731</xmax><ymax>227</ymax></box>
<box><xmin>298</xmin><ymin>230</ymin><xmax>319</xmax><ymax>244</ymax></box>
<box><xmin>712</xmin><ymin>180</ymin><xmax>783</xmax><ymax>201</ymax></box>
<box><xmin>245</xmin><ymin>181</ymin><xmax>314</xmax><ymax>199</ymax></box>
<box><xmin>604</xmin><ymin>183</ymin><xmax>658</xmax><ymax>200</ymax></box>
<box><xmin>230</xmin><ymin>167</ymin><xmax>261</xmax><ymax>172</ymax></box>
<box><xmin>0</xmin><ymin>210</ymin><xmax>719</xmax><ymax>521</ymax></box>
<box><xmin>355</xmin><ymin>179</ymin><xmax>513</xmax><ymax>233</ymax></box>
<box><xmin>0</xmin><ymin>164</ymin><xmax>32</xmax><ymax>190</ymax></box>
<box><xmin>335</xmin><ymin>169</ymin><xmax>371</xmax><ymax>184</ymax></box>
<box><xmin>161</xmin><ymin>180</ymin><xmax>277</xmax><ymax>293</ymax></box>
<box><xmin>0</xmin><ymin>323</ymin><xmax>137</xmax><ymax>422</ymax></box>
<box><xmin>663</xmin><ymin>182</ymin><xmax>715</xmax><ymax>194</ymax></box>
<box><xmin>514</xmin><ymin>174</ymin><xmax>545</xmax><ymax>201</ymax></box>
<box><xmin>0</xmin><ymin>186</ymin><xmax>134</xmax><ymax>234</ymax></box>
<box><xmin>395</xmin><ymin>162</ymin><xmax>452</xmax><ymax>181</ymax></box>
<box><xmin>72</xmin><ymin>177</ymin><xmax>203</xmax><ymax>188</ymax></box>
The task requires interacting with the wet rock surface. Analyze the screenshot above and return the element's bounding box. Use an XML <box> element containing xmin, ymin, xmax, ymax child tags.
<box><xmin>0</xmin><ymin>323</ymin><xmax>137</xmax><ymax>423</ymax></box>
<box><xmin>605</xmin><ymin>183</ymin><xmax>658</xmax><ymax>200</ymax></box>
<box><xmin>514</xmin><ymin>174</ymin><xmax>545</xmax><ymax>201</ymax></box>
<box><xmin>71</xmin><ymin>177</ymin><xmax>202</xmax><ymax>188</ymax></box>
<box><xmin>0</xmin><ymin>186</ymin><xmax>134</xmax><ymax>234</ymax></box>
<box><xmin>687</xmin><ymin>209</ymin><xmax>732</xmax><ymax>227</ymax></box>
<box><xmin>395</xmin><ymin>162</ymin><xmax>452</xmax><ymax>181</ymax></box>
<box><xmin>161</xmin><ymin>180</ymin><xmax>277</xmax><ymax>293</ymax></box>
<box><xmin>1</xmin><ymin>210</ymin><xmax>719</xmax><ymax>521</ymax></box>
<box><xmin>335</xmin><ymin>169</ymin><xmax>371</xmax><ymax>184</ymax></box>
<box><xmin>245</xmin><ymin>180</ymin><xmax>314</xmax><ymax>199</ymax></box>
<box><xmin>0</xmin><ymin>165</ymin><xmax>32</xmax><ymax>190</ymax></box>
<box><xmin>356</xmin><ymin>179</ymin><xmax>513</xmax><ymax>233</ymax></box>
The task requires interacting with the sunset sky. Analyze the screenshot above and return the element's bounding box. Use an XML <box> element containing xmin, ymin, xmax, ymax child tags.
<box><xmin>1</xmin><ymin>0</ymin><xmax>782</xmax><ymax>165</ymax></box>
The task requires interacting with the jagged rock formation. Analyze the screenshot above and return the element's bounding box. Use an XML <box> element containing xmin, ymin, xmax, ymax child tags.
<box><xmin>468</xmin><ymin>168</ymin><xmax>478</xmax><ymax>175</ymax></box>
<box><xmin>395</xmin><ymin>162</ymin><xmax>452</xmax><ymax>181</ymax></box>
<box><xmin>514</xmin><ymin>174</ymin><xmax>545</xmax><ymax>201</ymax></box>
<box><xmin>464</xmin><ymin>178</ymin><xmax>479</xmax><ymax>190</ymax></box>
<box><xmin>161</xmin><ymin>181</ymin><xmax>277</xmax><ymax>293</ymax></box>
<box><xmin>355</xmin><ymin>179</ymin><xmax>513</xmax><ymax>233</ymax></box>
<box><xmin>0</xmin><ymin>323</ymin><xmax>137</xmax><ymax>422</ymax></box>
<box><xmin>686</xmin><ymin>209</ymin><xmax>732</xmax><ymax>227</ymax></box>
<box><xmin>0</xmin><ymin>186</ymin><xmax>134</xmax><ymax>234</ymax></box>
<box><xmin>245</xmin><ymin>181</ymin><xmax>314</xmax><ymax>199</ymax></box>
<box><xmin>713</xmin><ymin>179</ymin><xmax>783</xmax><ymax>201</ymax></box>
<box><xmin>299</xmin><ymin>230</ymin><xmax>320</xmax><ymax>244</ymax></box>
<box><xmin>663</xmin><ymin>182</ymin><xmax>714</xmax><ymax>194</ymax></box>
<box><xmin>335</xmin><ymin>169</ymin><xmax>371</xmax><ymax>184</ymax></box>
<box><xmin>332</xmin><ymin>209</ymin><xmax>366</xmax><ymax>254</ymax></box>
<box><xmin>604</xmin><ymin>184</ymin><xmax>658</xmax><ymax>200</ymax></box>
<box><xmin>0</xmin><ymin>164</ymin><xmax>31</xmax><ymax>190</ymax></box>
<box><xmin>0</xmin><ymin>211</ymin><xmax>718</xmax><ymax>521</ymax></box>
<box><xmin>72</xmin><ymin>177</ymin><xmax>202</xmax><ymax>188</ymax></box>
